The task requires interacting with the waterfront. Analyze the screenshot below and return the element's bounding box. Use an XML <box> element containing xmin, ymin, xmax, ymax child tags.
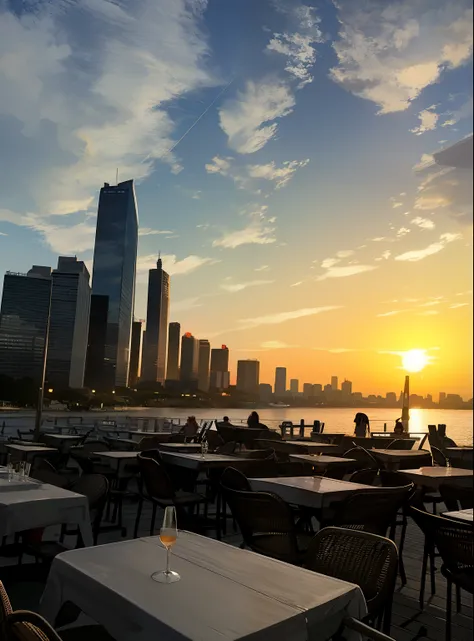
<box><xmin>2</xmin><ymin>406</ymin><xmax>472</xmax><ymax>445</ymax></box>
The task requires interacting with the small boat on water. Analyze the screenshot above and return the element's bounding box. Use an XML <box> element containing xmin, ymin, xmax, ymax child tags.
<box><xmin>269</xmin><ymin>402</ymin><xmax>291</xmax><ymax>408</ymax></box>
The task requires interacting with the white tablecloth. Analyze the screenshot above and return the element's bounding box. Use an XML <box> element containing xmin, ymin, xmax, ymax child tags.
<box><xmin>40</xmin><ymin>531</ymin><xmax>366</xmax><ymax>641</ymax></box>
<box><xmin>0</xmin><ymin>482</ymin><xmax>92</xmax><ymax>546</ymax></box>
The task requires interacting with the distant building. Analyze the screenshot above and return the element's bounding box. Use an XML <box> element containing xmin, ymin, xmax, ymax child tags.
<box><xmin>323</xmin><ymin>384</ymin><xmax>332</xmax><ymax>395</ymax></box>
<box><xmin>341</xmin><ymin>379</ymin><xmax>352</xmax><ymax>396</ymax></box>
<box><xmin>210</xmin><ymin>345</ymin><xmax>230</xmax><ymax>391</ymax></box>
<box><xmin>128</xmin><ymin>321</ymin><xmax>143</xmax><ymax>387</ymax></box>
<box><xmin>141</xmin><ymin>257</ymin><xmax>170</xmax><ymax>384</ymax></box>
<box><xmin>166</xmin><ymin>322</ymin><xmax>180</xmax><ymax>381</ymax></box>
<box><xmin>237</xmin><ymin>360</ymin><xmax>260</xmax><ymax>395</ymax></box>
<box><xmin>290</xmin><ymin>379</ymin><xmax>299</xmax><ymax>395</ymax></box>
<box><xmin>274</xmin><ymin>367</ymin><xmax>287</xmax><ymax>397</ymax></box>
<box><xmin>179</xmin><ymin>332</ymin><xmax>199</xmax><ymax>384</ymax></box>
<box><xmin>197</xmin><ymin>340</ymin><xmax>211</xmax><ymax>392</ymax></box>
<box><xmin>302</xmin><ymin>383</ymin><xmax>314</xmax><ymax>399</ymax></box>
<box><xmin>259</xmin><ymin>383</ymin><xmax>273</xmax><ymax>402</ymax></box>
<box><xmin>331</xmin><ymin>376</ymin><xmax>338</xmax><ymax>391</ymax></box>
<box><xmin>386</xmin><ymin>392</ymin><xmax>397</xmax><ymax>405</ymax></box>
<box><xmin>85</xmin><ymin>180</ymin><xmax>138</xmax><ymax>389</ymax></box>
<box><xmin>46</xmin><ymin>257</ymin><xmax>91</xmax><ymax>390</ymax></box>
<box><xmin>313</xmin><ymin>384</ymin><xmax>323</xmax><ymax>396</ymax></box>
<box><xmin>439</xmin><ymin>392</ymin><xmax>446</xmax><ymax>404</ymax></box>
<box><xmin>0</xmin><ymin>267</ymin><xmax>52</xmax><ymax>384</ymax></box>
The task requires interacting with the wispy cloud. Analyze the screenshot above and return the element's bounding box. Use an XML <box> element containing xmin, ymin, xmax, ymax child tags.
<box><xmin>378</xmin><ymin>310</ymin><xmax>405</xmax><ymax>317</ymax></box>
<box><xmin>394</xmin><ymin>232</ymin><xmax>462</xmax><ymax>262</ymax></box>
<box><xmin>317</xmin><ymin>264</ymin><xmax>377</xmax><ymax>281</ymax></box>
<box><xmin>450</xmin><ymin>302</ymin><xmax>470</xmax><ymax>309</ymax></box>
<box><xmin>260</xmin><ymin>340</ymin><xmax>299</xmax><ymax>349</ymax></box>
<box><xmin>375</xmin><ymin>250</ymin><xmax>391</xmax><ymax>262</ymax></box>
<box><xmin>238</xmin><ymin>306</ymin><xmax>341</xmax><ymax>329</ymax></box>
<box><xmin>220</xmin><ymin>279</ymin><xmax>274</xmax><ymax>293</ymax></box>
<box><xmin>212</xmin><ymin>209</ymin><xmax>277</xmax><ymax>249</ymax></box>
<box><xmin>254</xmin><ymin>265</ymin><xmax>270</xmax><ymax>272</ymax></box>
<box><xmin>139</xmin><ymin>228</ymin><xmax>175</xmax><ymax>237</ymax></box>
<box><xmin>171</xmin><ymin>297</ymin><xmax>203</xmax><ymax>313</ymax></box>
<box><xmin>410</xmin><ymin>106</ymin><xmax>439</xmax><ymax>135</ymax></box>
<box><xmin>137</xmin><ymin>253</ymin><xmax>219</xmax><ymax>276</ymax></box>
<box><xmin>411</xmin><ymin>217</ymin><xmax>435</xmax><ymax>230</ymax></box>
<box><xmin>247</xmin><ymin>159</ymin><xmax>309</xmax><ymax>189</ymax></box>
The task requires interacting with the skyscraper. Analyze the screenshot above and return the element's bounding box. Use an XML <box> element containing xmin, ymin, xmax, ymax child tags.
<box><xmin>0</xmin><ymin>267</ymin><xmax>52</xmax><ymax>383</ymax></box>
<box><xmin>331</xmin><ymin>376</ymin><xmax>338</xmax><ymax>391</ymax></box>
<box><xmin>166</xmin><ymin>322</ymin><xmax>181</xmax><ymax>381</ymax></box>
<box><xmin>197</xmin><ymin>339</ymin><xmax>211</xmax><ymax>392</ymax></box>
<box><xmin>236</xmin><ymin>360</ymin><xmax>260</xmax><ymax>395</ymax></box>
<box><xmin>128</xmin><ymin>320</ymin><xmax>143</xmax><ymax>387</ymax></box>
<box><xmin>303</xmin><ymin>383</ymin><xmax>314</xmax><ymax>399</ymax></box>
<box><xmin>341</xmin><ymin>379</ymin><xmax>352</xmax><ymax>396</ymax></box>
<box><xmin>46</xmin><ymin>257</ymin><xmax>91</xmax><ymax>389</ymax></box>
<box><xmin>274</xmin><ymin>367</ymin><xmax>287</xmax><ymax>397</ymax></box>
<box><xmin>85</xmin><ymin>180</ymin><xmax>138</xmax><ymax>389</ymax></box>
<box><xmin>210</xmin><ymin>345</ymin><xmax>230</xmax><ymax>391</ymax></box>
<box><xmin>180</xmin><ymin>332</ymin><xmax>198</xmax><ymax>384</ymax></box>
<box><xmin>290</xmin><ymin>379</ymin><xmax>299</xmax><ymax>395</ymax></box>
<box><xmin>141</xmin><ymin>257</ymin><xmax>170</xmax><ymax>384</ymax></box>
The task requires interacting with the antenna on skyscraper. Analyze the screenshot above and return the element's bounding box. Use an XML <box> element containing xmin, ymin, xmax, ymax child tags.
<box><xmin>115</xmin><ymin>168</ymin><xmax>119</xmax><ymax>185</ymax></box>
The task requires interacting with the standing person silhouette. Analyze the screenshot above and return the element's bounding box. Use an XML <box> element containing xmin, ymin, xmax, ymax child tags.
<box><xmin>247</xmin><ymin>411</ymin><xmax>260</xmax><ymax>429</ymax></box>
<box><xmin>354</xmin><ymin>412</ymin><xmax>370</xmax><ymax>438</ymax></box>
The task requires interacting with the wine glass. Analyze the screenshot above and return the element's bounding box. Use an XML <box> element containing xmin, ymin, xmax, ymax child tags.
<box><xmin>151</xmin><ymin>506</ymin><xmax>180</xmax><ymax>583</ymax></box>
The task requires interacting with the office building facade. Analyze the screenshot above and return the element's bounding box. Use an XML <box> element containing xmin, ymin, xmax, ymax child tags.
<box><xmin>236</xmin><ymin>360</ymin><xmax>260</xmax><ymax>395</ymax></box>
<box><xmin>198</xmin><ymin>339</ymin><xmax>211</xmax><ymax>392</ymax></box>
<box><xmin>128</xmin><ymin>321</ymin><xmax>143</xmax><ymax>387</ymax></box>
<box><xmin>274</xmin><ymin>367</ymin><xmax>287</xmax><ymax>397</ymax></box>
<box><xmin>46</xmin><ymin>257</ymin><xmax>91</xmax><ymax>389</ymax></box>
<box><xmin>290</xmin><ymin>379</ymin><xmax>299</xmax><ymax>395</ymax></box>
<box><xmin>166</xmin><ymin>322</ymin><xmax>181</xmax><ymax>381</ymax></box>
<box><xmin>341</xmin><ymin>379</ymin><xmax>352</xmax><ymax>396</ymax></box>
<box><xmin>210</xmin><ymin>345</ymin><xmax>230</xmax><ymax>391</ymax></box>
<box><xmin>141</xmin><ymin>258</ymin><xmax>170</xmax><ymax>384</ymax></box>
<box><xmin>179</xmin><ymin>332</ymin><xmax>199</xmax><ymax>384</ymax></box>
<box><xmin>331</xmin><ymin>376</ymin><xmax>338</xmax><ymax>391</ymax></box>
<box><xmin>0</xmin><ymin>267</ymin><xmax>52</xmax><ymax>383</ymax></box>
<box><xmin>85</xmin><ymin>180</ymin><xmax>138</xmax><ymax>389</ymax></box>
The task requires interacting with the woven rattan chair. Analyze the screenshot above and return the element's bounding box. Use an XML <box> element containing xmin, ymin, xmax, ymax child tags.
<box><xmin>439</xmin><ymin>484</ymin><xmax>474</xmax><ymax>511</ymax></box>
<box><xmin>431</xmin><ymin>446</ymin><xmax>447</xmax><ymax>467</ymax></box>
<box><xmin>348</xmin><ymin>469</ymin><xmax>379</xmax><ymax>485</ymax></box>
<box><xmin>410</xmin><ymin>507</ymin><xmax>474</xmax><ymax>641</ymax></box>
<box><xmin>305</xmin><ymin>527</ymin><xmax>398</xmax><ymax>634</ymax></box>
<box><xmin>220</xmin><ymin>467</ymin><xmax>251</xmax><ymax>491</ymax></box>
<box><xmin>221</xmin><ymin>485</ymin><xmax>311</xmax><ymax>564</ymax></box>
<box><xmin>134</xmin><ymin>454</ymin><xmax>206</xmax><ymax>538</ymax></box>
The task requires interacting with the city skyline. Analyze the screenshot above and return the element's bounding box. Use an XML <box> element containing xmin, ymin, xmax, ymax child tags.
<box><xmin>0</xmin><ymin>0</ymin><xmax>472</xmax><ymax>397</ymax></box>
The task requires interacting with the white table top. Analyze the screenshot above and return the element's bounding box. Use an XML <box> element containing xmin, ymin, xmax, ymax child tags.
<box><xmin>399</xmin><ymin>466</ymin><xmax>473</xmax><ymax>488</ymax></box>
<box><xmin>286</xmin><ymin>441</ymin><xmax>340</xmax><ymax>451</ymax></box>
<box><xmin>158</xmin><ymin>442</ymin><xmax>201</xmax><ymax>451</ymax></box>
<box><xmin>289</xmin><ymin>454</ymin><xmax>355</xmax><ymax>466</ymax></box>
<box><xmin>446</xmin><ymin>447</ymin><xmax>473</xmax><ymax>452</ymax></box>
<box><xmin>44</xmin><ymin>434</ymin><xmax>83</xmax><ymax>441</ymax></box>
<box><xmin>250</xmin><ymin>476</ymin><xmax>378</xmax><ymax>509</ymax></box>
<box><xmin>443</xmin><ymin>508</ymin><xmax>473</xmax><ymax>523</ymax></box>
<box><xmin>94</xmin><ymin>451</ymin><xmax>138</xmax><ymax>460</ymax></box>
<box><xmin>159</xmin><ymin>452</ymin><xmax>250</xmax><ymax>470</ymax></box>
<box><xmin>372</xmin><ymin>449</ymin><xmax>426</xmax><ymax>457</ymax></box>
<box><xmin>40</xmin><ymin>531</ymin><xmax>366</xmax><ymax>641</ymax></box>
<box><xmin>5</xmin><ymin>444</ymin><xmax>57</xmax><ymax>454</ymax></box>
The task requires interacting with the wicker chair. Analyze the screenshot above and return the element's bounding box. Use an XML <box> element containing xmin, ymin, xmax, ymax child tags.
<box><xmin>304</xmin><ymin>527</ymin><xmax>398</xmax><ymax>634</ymax></box>
<box><xmin>134</xmin><ymin>454</ymin><xmax>206</xmax><ymax>538</ymax></box>
<box><xmin>410</xmin><ymin>507</ymin><xmax>474</xmax><ymax>641</ymax></box>
<box><xmin>220</xmin><ymin>485</ymin><xmax>311</xmax><ymax>564</ymax></box>
<box><xmin>343</xmin><ymin>447</ymin><xmax>379</xmax><ymax>468</ymax></box>
<box><xmin>30</xmin><ymin>460</ymin><xmax>70</xmax><ymax>489</ymax></box>
<box><xmin>439</xmin><ymin>484</ymin><xmax>474</xmax><ymax>511</ymax></box>
<box><xmin>348</xmin><ymin>469</ymin><xmax>379</xmax><ymax>485</ymax></box>
<box><xmin>431</xmin><ymin>446</ymin><xmax>447</xmax><ymax>467</ymax></box>
<box><xmin>220</xmin><ymin>467</ymin><xmax>251</xmax><ymax>491</ymax></box>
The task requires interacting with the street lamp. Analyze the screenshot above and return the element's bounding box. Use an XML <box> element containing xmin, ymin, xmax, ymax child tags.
<box><xmin>91</xmin><ymin>389</ymin><xmax>96</xmax><ymax>394</ymax></box>
<box><xmin>48</xmin><ymin>388</ymin><xmax>54</xmax><ymax>394</ymax></box>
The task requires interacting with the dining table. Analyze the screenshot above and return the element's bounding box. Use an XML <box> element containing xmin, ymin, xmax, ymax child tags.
<box><xmin>5</xmin><ymin>443</ymin><xmax>58</xmax><ymax>461</ymax></box>
<box><xmin>442</xmin><ymin>508</ymin><xmax>473</xmax><ymax>524</ymax></box>
<box><xmin>371</xmin><ymin>449</ymin><xmax>431</xmax><ymax>470</ymax></box>
<box><xmin>158</xmin><ymin>451</ymin><xmax>252</xmax><ymax>471</ymax></box>
<box><xmin>398</xmin><ymin>466</ymin><xmax>473</xmax><ymax>489</ymax></box>
<box><xmin>40</xmin><ymin>531</ymin><xmax>367</xmax><ymax>641</ymax></box>
<box><xmin>289</xmin><ymin>454</ymin><xmax>357</xmax><ymax>472</ymax></box>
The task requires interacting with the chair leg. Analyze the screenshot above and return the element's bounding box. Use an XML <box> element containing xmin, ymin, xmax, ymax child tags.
<box><xmin>446</xmin><ymin>579</ymin><xmax>452</xmax><ymax>641</ymax></box>
<box><xmin>429</xmin><ymin>547</ymin><xmax>436</xmax><ymax>596</ymax></box>
<box><xmin>398</xmin><ymin>517</ymin><xmax>408</xmax><ymax>586</ymax></box>
<box><xmin>134</xmin><ymin>498</ymin><xmax>143</xmax><ymax>539</ymax></box>
<box><xmin>382</xmin><ymin>600</ymin><xmax>393</xmax><ymax>636</ymax></box>
<box><xmin>419</xmin><ymin>541</ymin><xmax>429</xmax><ymax>609</ymax></box>
<box><xmin>456</xmin><ymin>585</ymin><xmax>461</xmax><ymax>613</ymax></box>
<box><xmin>150</xmin><ymin>503</ymin><xmax>157</xmax><ymax>536</ymax></box>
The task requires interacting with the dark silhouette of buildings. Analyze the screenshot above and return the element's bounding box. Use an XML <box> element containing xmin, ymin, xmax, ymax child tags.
<box><xmin>198</xmin><ymin>339</ymin><xmax>211</xmax><ymax>392</ymax></box>
<box><xmin>210</xmin><ymin>345</ymin><xmax>230</xmax><ymax>391</ymax></box>
<box><xmin>166</xmin><ymin>322</ymin><xmax>181</xmax><ymax>381</ymax></box>
<box><xmin>274</xmin><ymin>367</ymin><xmax>286</xmax><ymax>397</ymax></box>
<box><xmin>237</xmin><ymin>359</ymin><xmax>260</xmax><ymax>395</ymax></box>
<box><xmin>179</xmin><ymin>332</ymin><xmax>198</xmax><ymax>385</ymax></box>
<box><xmin>128</xmin><ymin>320</ymin><xmax>143</xmax><ymax>388</ymax></box>
<box><xmin>141</xmin><ymin>257</ymin><xmax>170</xmax><ymax>384</ymax></box>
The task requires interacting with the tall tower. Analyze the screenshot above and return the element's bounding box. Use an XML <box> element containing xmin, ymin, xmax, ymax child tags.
<box><xmin>331</xmin><ymin>376</ymin><xmax>338</xmax><ymax>391</ymax></box>
<box><xmin>85</xmin><ymin>180</ymin><xmax>138</xmax><ymax>389</ymax></box>
<box><xmin>46</xmin><ymin>257</ymin><xmax>91</xmax><ymax>389</ymax></box>
<box><xmin>198</xmin><ymin>340</ymin><xmax>211</xmax><ymax>392</ymax></box>
<box><xmin>236</xmin><ymin>360</ymin><xmax>260</xmax><ymax>395</ymax></box>
<box><xmin>179</xmin><ymin>332</ymin><xmax>199</xmax><ymax>384</ymax></box>
<box><xmin>128</xmin><ymin>320</ymin><xmax>143</xmax><ymax>387</ymax></box>
<box><xmin>141</xmin><ymin>257</ymin><xmax>170</xmax><ymax>384</ymax></box>
<box><xmin>274</xmin><ymin>367</ymin><xmax>287</xmax><ymax>397</ymax></box>
<box><xmin>210</xmin><ymin>345</ymin><xmax>230</xmax><ymax>391</ymax></box>
<box><xmin>166</xmin><ymin>322</ymin><xmax>181</xmax><ymax>381</ymax></box>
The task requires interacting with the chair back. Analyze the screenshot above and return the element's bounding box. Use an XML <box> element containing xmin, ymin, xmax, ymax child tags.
<box><xmin>104</xmin><ymin>436</ymin><xmax>134</xmax><ymax>451</ymax></box>
<box><xmin>216</xmin><ymin>424</ymin><xmax>238</xmax><ymax>444</ymax></box>
<box><xmin>215</xmin><ymin>441</ymin><xmax>237</xmax><ymax>455</ymax></box>
<box><xmin>137</xmin><ymin>435</ymin><xmax>168</xmax><ymax>451</ymax></box>
<box><xmin>327</xmin><ymin>485</ymin><xmax>414</xmax><ymax>536</ymax></box>
<box><xmin>305</xmin><ymin>527</ymin><xmax>398</xmax><ymax>618</ymax></box>
<box><xmin>431</xmin><ymin>446</ymin><xmax>447</xmax><ymax>467</ymax></box>
<box><xmin>233</xmin><ymin>448</ymin><xmax>275</xmax><ymax>460</ymax></box>
<box><xmin>0</xmin><ymin>580</ymin><xmax>13</xmax><ymax>629</ymax></box>
<box><xmin>259</xmin><ymin>430</ymin><xmax>282</xmax><ymax>442</ymax></box>
<box><xmin>4</xmin><ymin>610</ymin><xmax>63</xmax><ymax>640</ymax></box>
<box><xmin>323</xmin><ymin>462</ymin><xmax>359</xmax><ymax>480</ymax></box>
<box><xmin>69</xmin><ymin>474</ymin><xmax>109</xmax><ymax>543</ymax></box>
<box><xmin>203</xmin><ymin>430</ymin><xmax>224</xmax><ymax>451</ymax></box>
<box><xmin>348</xmin><ymin>469</ymin><xmax>379</xmax><ymax>485</ymax></box>
<box><xmin>379</xmin><ymin>470</ymin><xmax>414</xmax><ymax>488</ymax></box>
<box><xmin>344</xmin><ymin>447</ymin><xmax>378</xmax><ymax>468</ymax></box>
<box><xmin>137</xmin><ymin>454</ymin><xmax>175</xmax><ymax>501</ymax></box>
<box><xmin>220</xmin><ymin>467</ymin><xmax>251</xmax><ymax>491</ymax></box>
<box><xmin>221</xmin><ymin>487</ymin><xmax>301</xmax><ymax>563</ymax></box>
<box><xmin>439</xmin><ymin>484</ymin><xmax>474</xmax><ymax>511</ymax></box>
<box><xmin>386</xmin><ymin>439</ymin><xmax>416</xmax><ymax>451</ymax></box>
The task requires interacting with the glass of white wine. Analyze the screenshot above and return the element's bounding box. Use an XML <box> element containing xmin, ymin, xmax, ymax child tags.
<box><xmin>151</xmin><ymin>506</ymin><xmax>180</xmax><ymax>583</ymax></box>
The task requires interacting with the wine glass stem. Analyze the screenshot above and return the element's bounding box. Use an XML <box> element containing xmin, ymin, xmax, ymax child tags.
<box><xmin>166</xmin><ymin>547</ymin><xmax>171</xmax><ymax>575</ymax></box>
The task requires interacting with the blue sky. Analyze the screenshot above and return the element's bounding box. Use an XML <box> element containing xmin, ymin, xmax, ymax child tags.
<box><xmin>0</xmin><ymin>0</ymin><xmax>472</xmax><ymax>394</ymax></box>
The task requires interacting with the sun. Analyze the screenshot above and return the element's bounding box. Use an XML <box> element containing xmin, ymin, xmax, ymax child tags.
<box><xmin>402</xmin><ymin>349</ymin><xmax>429</xmax><ymax>373</ymax></box>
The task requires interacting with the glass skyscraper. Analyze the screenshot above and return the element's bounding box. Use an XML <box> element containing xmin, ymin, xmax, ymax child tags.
<box><xmin>166</xmin><ymin>322</ymin><xmax>181</xmax><ymax>381</ymax></box>
<box><xmin>85</xmin><ymin>180</ymin><xmax>138</xmax><ymax>389</ymax></box>
<box><xmin>141</xmin><ymin>258</ymin><xmax>170</xmax><ymax>384</ymax></box>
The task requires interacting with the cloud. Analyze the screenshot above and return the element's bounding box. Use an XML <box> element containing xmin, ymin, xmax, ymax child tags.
<box><xmin>204</xmin><ymin>156</ymin><xmax>232</xmax><ymax>175</ymax></box>
<box><xmin>218</xmin><ymin>80</ymin><xmax>295</xmax><ymax>154</ymax></box>
<box><xmin>247</xmin><ymin>159</ymin><xmax>309</xmax><ymax>189</ymax></box>
<box><xmin>450</xmin><ymin>302</ymin><xmax>469</xmax><ymax>308</ymax></box>
<box><xmin>254</xmin><ymin>265</ymin><xmax>270</xmax><ymax>272</ymax></box>
<box><xmin>171</xmin><ymin>297</ymin><xmax>203</xmax><ymax>313</ymax></box>
<box><xmin>267</xmin><ymin>32</ymin><xmax>319</xmax><ymax>86</ymax></box>
<box><xmin>418</xmin><ymin>310</ymin><xmax>439</xmax><ymax>316</ymax></box>
<box><xmin>396</xmin><ymin>227</ymin><xmax>411</xmax><ymax>237</ymax></box>
<box><xmin>220</xmin><ymin>279</ymin><xmax>274</xmax><ymax>293</ymax></box>
<box><xmin>137</xmin><ymin>253</ymin><xmax>218</xmax><ymax>276</ymax></box>
<box><xmin>138</xmin><ymin>228</ymin><xmax>175</xmax><ymax>236</ymax></box>
<box><xmin>237</xmin><ymin>306</ymin><xmax>341</xmax><ymax>329</ymax></box>
<box><xmin>375</xmin><ymin>250</ymin><xmax>392</xmax><ymax>261</ymax></box>
<box><xmin>0</xmin><ymin>0</ymin><xmax>214</xmax><ymax>248</ymax></box>
<box><xmin>411</xmin><ymin>216</ymin><xmax>435</xmax><ymax>230</ymax></box>
<box><xmin>394</xmin><ymin>232</ymin><xmax>461</xmax><ymax>262</ymax></box>
<box><xmin>317</xmin><ymin>264</ymin><xmax>377</xmax><ymax>281</ymax></box>
<box><xmin>410</xmin><ymin>106</ymin><xmax>439</xmax><ymax>135</ymax></box>
<box><xmin>212</xmin><ymin>213</ymin><xmax>277</xmax><ymax>249</ymax></box>
<box><xmin>260</xmin><ymin>340</ymin><xmax>298</xmax><ymax>349</ymax></box>
<box><xmin>330</xmin><ymin>1</ymin><xmax>473</xmax><ymax>114</ymax></box>
<box><xmin>378</xmin><ymin>310</ymin><xmax>405</xmax><ymax>317</ymax></box>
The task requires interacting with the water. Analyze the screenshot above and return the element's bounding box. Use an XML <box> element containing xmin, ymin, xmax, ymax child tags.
<box><xmin>2</xmin><ymin>407</ymin><xmax>472</xmax><ymax>445</ymax></box>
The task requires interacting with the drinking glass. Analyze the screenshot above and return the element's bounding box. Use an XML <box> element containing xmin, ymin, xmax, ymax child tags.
<box><xmin>24</xmin><ymin>462</ymin><xmax>31</xmax><ymax>479</ymax></box>
<box><xmin>6</xmin><ymin>455</ymin><xmax>13</xmax><ymax>481</ymax></box>
<box><xmin>201</xmin><ymin>440</ymin><xmax>208</xmax><ymax>459</ymax></box>
<box><xmin>151</xmin><ymin>506</ymin><xmax>180</xmax><ymax>583</ymax></box>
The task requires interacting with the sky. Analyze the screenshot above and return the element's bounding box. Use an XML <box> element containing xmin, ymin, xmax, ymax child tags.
<box><xmin>0</xmin><ymin>0</ymin><xmax>472</xmax><ymax>397</ymax></box>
